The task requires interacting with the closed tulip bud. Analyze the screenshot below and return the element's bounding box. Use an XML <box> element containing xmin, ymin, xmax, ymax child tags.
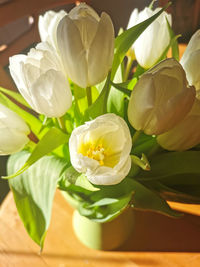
<box><xmin>157</xmin><ymin>99</ymin><xmax>200</xmax><ymax>151</ymax></box>
<box><xmin>9</xmin><ymin>42</ymin><xmax>72</xmax><ymax>118</ymax></box>
<box><xmin>57</xmin><ymin>3</ymin><xmax>114</xmax><ymax>88</ymax></box>
<box><xmin>180</xmin><ymin>30</ymin><xmax>200</xmax><ymax>93</ymax></box>
<box><xmin>128</xmin><ymin>58</ymin><xmax>196</xmax><ymax>135</ymax></box>
<box><xmin>127</xmin><ymin>7</ymin><xmax>172</xmax><ymax>69</ymax></box>
<box><xmin>69</xmin><ymin>114</ymin><xmax>132</xmax><ymax>185</ymax></box>
<box><xmin>38</xmin><ymin>10</ymin><xmax>67</xmax><ymax>50</ymax></box>
<box><xmin>0</xmin><ymin>104</ymin><xmax>30</xmax><ymax>155</ymax></box>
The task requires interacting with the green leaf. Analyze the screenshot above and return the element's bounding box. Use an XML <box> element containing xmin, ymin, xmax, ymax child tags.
<box><xmin>166</xmin><ymin>18</ymin><xmax>180</xmax><ymax>61</ymax></box>
<box><xmin>133</xmin><ymin>64</ymin><xmax>146</xmax><ymax>78</ymax></box>
<box><xmin>84</xmin><ymin>72</ymin><xmax>111</xmax><ymax>120</ymax></box>
<box><xmin>79</xmin><ymin>192</ymin><xmax>133</xmax><ymax>222</ymax></box>
<box><xmin>110</xmin><ymin>81</ymin><xmax>131</xmax><ymax>96</ymax></box>
<box><xmin>138</xmin><ymin>151</ymin><xmax>200</xmax><ymax>180</ymax></box>
<box><xmin>8</xmin><ymin>151</ymin><xmax>65</xmax><ymax>249</ymax></box>
<box><xmin>132</xmin><ymin>136</ymin><xmax>157</xmax><ymax>156</ymax></box>
<box><xmin>112</xmin><ymin>3</ymin><xmax>171</xmax><ymax>78</ymax></box>
<box><xmin>108</xmin><ymin>64</ymin><xmax>126</xmax><ymax>116</ymax></box>
<box><xmin>147</xmin><ymin>180</ymin><xmax>200</xmax><ymax>204</ymax></box>
<box><xmin>3</xmin><ymin>127</ymin><xmax>69</xmax><ymax>179</ymax></box>
<box><xmin>0</xmin><ymin>87</ymin><xmax>30</xmax><ymax>108</ymax></box>
<box><xmin>0</xmin><ymin>92</ymin><xmax>42</xmax><ymax>135</ymax></box>
<box><xmin>129</xmin><ymin>179</ymin><xmax>181</xmax><ymax>217</ymax></box>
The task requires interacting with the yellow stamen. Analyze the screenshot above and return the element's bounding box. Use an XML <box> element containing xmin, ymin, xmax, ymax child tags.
<box><xmin>84</xmin><ymin>143</ymin><xmax>106</xmax><ymax>166</ymax></box>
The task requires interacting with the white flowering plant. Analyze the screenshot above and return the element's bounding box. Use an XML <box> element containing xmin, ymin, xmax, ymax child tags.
<box><xmin>1</xmin><ymin>2</ymin><xmax>200</xmax><ymax>250</ymax></box>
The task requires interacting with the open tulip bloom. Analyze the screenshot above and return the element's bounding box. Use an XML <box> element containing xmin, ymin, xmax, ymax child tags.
<box><xmin>1</xmin><ymin>2</ymin><xmax>200</xmax><ymax>249</ymax></box>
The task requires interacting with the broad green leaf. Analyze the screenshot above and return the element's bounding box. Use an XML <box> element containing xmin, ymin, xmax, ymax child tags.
<box><xmin>88</xmin><ymin>198</ymin><xmax>118</xmax><ymax>207</ymax></box>
<box><xmin>60</xmin><ymin>166</ymin><xmax>98</xmax><ymax>191</ymax></box>
<box><xmin>112</xmin><ymin>3</ymin><xmax>170</xmax><ymax>78</ymax></box>
<box><xmin>8</xmin><ymin>151</ymin><xmax>65</xmax><ymax>249</ymax></box>
<box><xmin>59</xmin><ymin>166</ymin><xmax>179</xmax><ymax>219</ymax></box>
<box><xmin>129</xmin><ymin>179</ymin><xmax>181</xmax><ymax>217</ymax></box>
<box><xmin>138</xmin><ymin>151</ymin><xmax>200</xmax><ymax>180</ymax></box>
<box><xmin>79</xmin><ymin>192</ymin><xmax>133</xmax><ymax>222</ymax></box>
<box><xmin>158</xmin><ymin>173</ymin><xmax>200</xmax><ymax>187</ymax></box>
<box><xmin>132</xmin><ymin>136</ymin><xmax>158</xmax><ymax>156</ymax></box>
<box><xmin>108</xmin><ymin>64</ymin><xmax>126</xmax><ymax>116</ymax></box>
<box><xmin>0</xmin><ymin>87</ymin><xmax>30</xmax><ymax>108</ymax></box>
<box><xmin>3</xmin><ymin>127</ymin><xmax>69</xmax><ymax>179</ymax></box>
<box><xmin>147</xmin><ymin>180</ymin><xmax>200</xmax><ymax>204</ymax></box>
<box><xmin>0</xmin><ymin>92</ymin><xmax>42</xmax><ymax>135</ymax></box>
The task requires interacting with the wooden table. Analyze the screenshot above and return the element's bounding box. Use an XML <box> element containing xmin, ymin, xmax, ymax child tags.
<box><xmin>1</xmin><ymin>1</ymin><xmax>200</xmax><ymax>266</ymax></box>
<box><xmin>1</xmin><ymin>190</ymin><xmax>200</xmax><ymax>267</ymax></box>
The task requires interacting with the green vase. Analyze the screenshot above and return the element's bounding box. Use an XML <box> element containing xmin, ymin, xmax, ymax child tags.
<box><xmin>62</xmin><ymin>191</ymin><xmax>134</xmax><ymax>250</ymax></box>
<box><xmin>73</xmin><ymin>208</ymin><xmax>134</xmax><ymax>250</ymax></box>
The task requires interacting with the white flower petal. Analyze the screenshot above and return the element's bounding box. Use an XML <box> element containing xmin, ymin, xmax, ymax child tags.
<box><xmin>157</xmin><ymin>99</ymin><xmax>200</xmax><ymax>151</ymax></box>
<box><xmin>128</xmin><ymin>58</ymin><xmax>196</xmax><ymax>135</ymax></box>
<box><xmin>127</xmin><ymin>7</ymin><xmax>172</xmax><ymax>68</ymax></box>
<box><xmin>0</xmin><ymin>104</ymin><xmax>30</xmax><ymax>155</ymax></box>
<box><xmin>9</xmin><ymin>42</ymin><xmax>72</xmax><ymax>117</ymax></box>
<box><xmin>69</xmin><ymin>114</ymin><xmax>132</xmax><ymax>185</ymax></box>
<box><xmin>57</xmin><ymin>15</ymin><xmax>88</xmax><ymax>88</ymax></box>
<box><xmin>57</xmin><ymin>4</ymin><xmax>114</xmax><ymax>87</ymax></box>
<box><xmin>87</xmin><ymin>12</ymin><xmax>114</xmax><ymax>86</ymax></box>
<box><xmin>31</xmin><ymin>69</ymin><xmax>72</xmax><ymax>117</ymax></box>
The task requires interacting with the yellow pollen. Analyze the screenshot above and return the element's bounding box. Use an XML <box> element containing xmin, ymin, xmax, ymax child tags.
<box><xmin>86</xmin><ymin>144</ymin><xmax>106</xmax><ymax>166</ymax></box>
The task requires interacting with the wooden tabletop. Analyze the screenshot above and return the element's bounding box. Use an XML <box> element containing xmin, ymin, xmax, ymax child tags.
<box><xmin>1</xmin><ymin>190</ymin><xmax>200</xmax><ymax>267</ymax></box>
<box><xmin>1</xmin><ymin>1</ymin><xmax>200</xmax><ymax>266</ymax></box>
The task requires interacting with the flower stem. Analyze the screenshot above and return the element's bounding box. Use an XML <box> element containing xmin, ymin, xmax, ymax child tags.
<box><xmin>132</xmin><ymin>130</ymin><xmax>141</xmax><ymax>146</ymax></box>
<box><xmin>26</xmin><ymin>140</ymin><xmax>37</xmax><ymax>151</ymax></box>
<box><xmin>57</xmin><ymin>116</ymin><xmax>67</xmax><ymax>133</ymax></box>
<box><xmin>124</xmin><ymin>56</ymin><xmax>133</xmax><ymax>82</ymax></box>
<box><xmin>149</xmin><ymin>0</ymin><xmax>157</xmax><ymax>10</ymax></box>
<box><xmin>86</xmin><ymin>86</ymin><xmax>92</xmax><ymax>107</ymax></box>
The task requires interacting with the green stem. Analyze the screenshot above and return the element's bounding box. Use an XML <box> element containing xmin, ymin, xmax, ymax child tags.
<box><xmin>86</xmin><ymin>86</ymin><xmax>92</xmax><ymax>107</ymax></box>
<box><xmin>103</xmin><ymin>71</ymin><xmax>112</xmax><ymax>114</ymax></box>
<box><xmin>57</xmin><ymin>116</ymin><xmax>67</xmax><ymax>133</ymax></box>
<box><xmin>26</xmin><ymin>140</ymin><xmax>37</xmax><ymax>151</ymax></box>
<box><xmin>149</xmin><ymin>0</ymin><xmax>157</xmax><ymax>10</ymax></box>
<box><xmin>132</xmin><ymin>130</ymin><xmax>141</xmax><ymax>147</ymax></box>
<box><xmin>131</xmin><ymin>154</ymin><xmax>150</xmax><ymax>171</ymax></box>
<box><xmin>124</xmin><ymin>56</ymin><xmax>133</xmax><ymax>82</ymax></box>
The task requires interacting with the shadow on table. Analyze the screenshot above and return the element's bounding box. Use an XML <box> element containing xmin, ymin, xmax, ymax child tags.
<box><xmin>118</xmin><ymin>209</ymin><xmax>200</xmax><ymax>252</ymax></box>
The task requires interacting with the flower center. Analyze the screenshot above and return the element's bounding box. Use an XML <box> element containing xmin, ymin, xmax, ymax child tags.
<box><xmin>86</xmin><ymin>144</ymin><xmax>105</xmax><ymax>166</ymax></box>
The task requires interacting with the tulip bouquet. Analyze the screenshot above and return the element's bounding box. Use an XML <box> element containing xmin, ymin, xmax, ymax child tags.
<box><xmin>1</xmin><ymin>2</ymin><xmax>200</xmax><ymax>250</ymax></box>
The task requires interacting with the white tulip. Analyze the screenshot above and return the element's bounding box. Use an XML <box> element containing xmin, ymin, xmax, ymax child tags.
<box><xmin>38</xmin><ymin>10</ymin><xmax>67</xmax><ymax>51</ymax></box>
<box><xmin>0</xmin><ymin>104</ymin><xmax>30</xmax><ymax>155</ymax></box>
<box><xmin>127</xmin><ymin>7</ymin><xmax>172</xmax><ymax>69</ymax></box>
<box><xmin>69</xmin><ymin>114</ymin><xmax>132</xmax><ymax>185</ymax></box>
<box><xmin>9</xmin><ymin>42</ymin><xmax>72</xmax><ymax>118</ymax></box>
<box><xmin>128</xmin><ymin>58</ymin><xmax>196</xmax><ymax>135</ymax></box>
<box><xmin>180</xmin><ymin>30</ymin><xmax>200</xmax><ymax>93</ymax></box>
<box><xmin>57</xmin><ymin>3</ymin><xmax>114</xmax><ymax>88</ymax></box>
<box><xmin>157</xmin><ymin>99</ymin><xmax>200</xmax><ymax>151</ymax></box>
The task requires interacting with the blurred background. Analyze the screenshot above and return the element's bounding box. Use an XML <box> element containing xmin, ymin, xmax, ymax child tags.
<box><xmin>0</xmin><ymin>0</ymin><xmax>200</xmax><ymax>203</ymax></box>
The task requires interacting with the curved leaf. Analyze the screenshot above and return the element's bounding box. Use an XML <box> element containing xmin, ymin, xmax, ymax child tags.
<box><xmin>8</xmin><ymin>151</ymin><xmax>65</xmax><ymax>249</ymax></box>
<box><xmin>139</xmin><ymin>151</ymin><xmax>200</xmax><ymax>180</ymax></box>
<box><xmin>3</xmin><ymin>127</ymin><xmax>69</xmax><ymax>179</ymax></box>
